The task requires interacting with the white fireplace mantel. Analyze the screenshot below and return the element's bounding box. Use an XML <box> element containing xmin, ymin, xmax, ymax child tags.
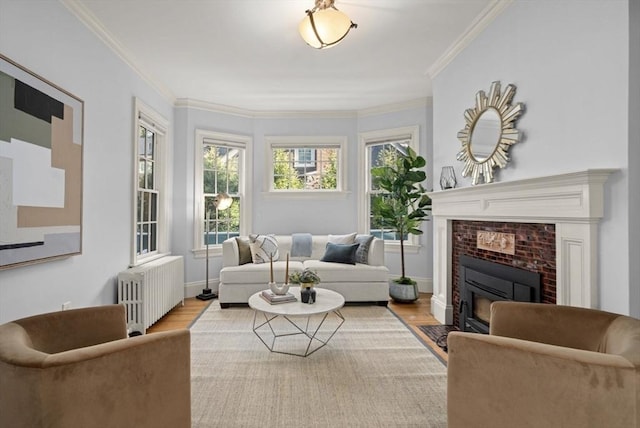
<box><xmin>428</xmin><ymin>169</ymin><xmax>617</xmax><ymax>325</ymax></box>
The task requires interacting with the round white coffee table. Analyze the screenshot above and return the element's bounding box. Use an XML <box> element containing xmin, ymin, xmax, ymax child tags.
<box><xmin>248</xmin><ymin>287</ymin><xmax>345</xmax><ymax>357</ymax></box>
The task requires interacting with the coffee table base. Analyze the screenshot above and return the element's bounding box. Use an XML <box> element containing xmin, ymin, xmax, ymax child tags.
<box><xmin>252</xmin><ymin>309</ymin><xmax>344</xmax><ymax>357</ymax></box>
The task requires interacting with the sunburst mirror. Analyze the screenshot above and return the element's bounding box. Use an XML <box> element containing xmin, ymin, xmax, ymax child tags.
<box><xmin>456</xmin><ymin>81</ymin><xmax>525</xmax><ymax>185</ymax></box>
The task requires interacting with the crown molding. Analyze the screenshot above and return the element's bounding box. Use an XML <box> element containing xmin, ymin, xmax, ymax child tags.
<box><xmin>357</xmin><ymin>97</ymin><xmax>431</xmax><ymax>118</ymax></box>
<box><xmin>175</xmin><ymin>97</ymin><xmax>430</xmax><ymax>118</ymax></box>
<box><xmin>60</xmin><ymin>0</ymin><xmax>176</xmax><ymax>103</ymax></box>
<box><xmin>175</xmin><ymin>98</ymin><xmax>358</xmax><ymax>118</ymax></box>
<box><xmin>426</xmin><ymin>0</ymin><xmax>514</xmax><ymax>79</ymax></box>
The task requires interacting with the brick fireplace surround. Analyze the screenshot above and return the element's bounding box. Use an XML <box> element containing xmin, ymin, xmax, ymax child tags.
<box><xmin>451</xmin><ymin>220</ymin><xmax>556</xmax><ymax>328</ymax></box>
<box><xmin>428</xmin><ymin>169</ymin><xmax>615</xmax><ymax>326</ymax></box>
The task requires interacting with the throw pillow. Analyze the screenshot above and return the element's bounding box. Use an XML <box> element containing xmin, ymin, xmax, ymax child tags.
<box><xmin>354</xmin><ymin>234</ymin><xmax>375</xmax><ymax>264</ymax></box>
<box><xmin>249</xmin><ymin>234</ymin><xmax>279</xmax><ymax>264</ymax></box>
<box><xmin>328</xmin><ymin>232</ymin><xmax>357</xmax><ymax>244</ymax></box>
<box><xmin>235</xmin><ymin>237</ymin><xmax>253</xmax><ymax>265</ymax></box>
<box><xmin>320</xmin><ymin>242</ymin><xmax>359</xmax><ymax>265</ymax></box>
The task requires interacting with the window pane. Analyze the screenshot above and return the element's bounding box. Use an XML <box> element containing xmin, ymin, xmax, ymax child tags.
<box><xmin>203</xmin><ymin>145</ymin><xmax>216</xmax><ymax>169</ymax></box>
<box><xmin>142</xmin><ymin>224</ymin><xmax>149</xmax><ymax>254</ymax></box>
<box><xmin>229</xmin><ymin>199</ymin><xmax>240</xmax><ymax>232</ymax></box>
<box><xmin>272</xmin><ymin>146</ymin><xmax>338</xmax><ymax>190</ymax></box>
<box><xmin>217</xmin><ymin>170</ymin><xmax>228</xmax><ymax>194</ymax></box>
<box><xmin>143</xmin><ymin>192</ymin><xmax>151</xmax><ymax>221</ymax></box>
<box><xmin>203</xmin><ymin>170</ymin><xmax>216</xmax><ymax>194</ymax></box>
<box><xmin>139</xmin><ymin>127</ymin><xmax>146</xmax><ymax>157</ymax></box>
<box><xmin>367</xmin><ymin>140</ymin><xmax>411</xmax><ymax>241</ymax></box>
<box><xmin>136</xmin><ymin>224</ymin><xmax>143</xmax><ymax>254</ymax></box>
<box><xmin>138</xmin><ymin>160</ymin><xmax>145</xmax><ymax>188</ymax></box>
<box><xmin>150</xmin><ymin>193</ymin><xmax>157</xmax><ymax>221</ymax></box>
<box><xmin>200</xmin><ymin>139</ymin><xmax>244</xmax><ymax>248</ymax></box>
<box><xmin>146</xmin><ymin>130</ymin><xmax>154</xmax><ymax>157</ymax></box>
<box><xmin>146</xmin><ymin>160</ymin><xmax>154</xmax><ymax>189</ymax></box>
<box><xmin>150</xmin><ymin>223</ymin><xmax>157</xmax><ymax>252</ymax></box>
<box><xmin>137</xmin><ymin>192</ymin><xmax>143</xmax><ymax>222</ymax></box>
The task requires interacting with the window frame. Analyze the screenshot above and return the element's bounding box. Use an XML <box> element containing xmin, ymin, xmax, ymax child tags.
<box><xmin>131</xmin><ymin>98</ymin><xmax>170</xmax><ymax>266</ymax></box>
<box><xmin>193</xmin><ymin>129</ymin><xmax>252</xmax><ymax>257</ymax></box>
<box><xmin>266</xmin><ymin>136</ymin><xmax>348</xmax><ymax>197</ymax></box>
<box><xmin>358</xmin><ymin>125</ymin><xmax>422</xmax><ymax>253</ymax></box>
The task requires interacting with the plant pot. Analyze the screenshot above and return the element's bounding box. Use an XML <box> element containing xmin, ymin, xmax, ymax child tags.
<box><xmin>389</xmin><ymin>280</ymin><xmax>419</xmax><ymax>303</ymax></box>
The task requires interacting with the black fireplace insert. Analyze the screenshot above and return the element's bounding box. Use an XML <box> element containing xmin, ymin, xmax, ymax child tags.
<box><xmin>459</xmin><ymin>255</ymin><xmax>541</xmax><ymax>334</ymax></box>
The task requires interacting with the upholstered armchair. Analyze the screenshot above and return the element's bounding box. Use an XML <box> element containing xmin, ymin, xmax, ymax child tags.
<box><xmin>0</xmin><ymin>304</ymin><xmax>191</xmax><ymax>428</ymax></box>
<box><xmin>447</xmin><ymin>301</ymin><xmax>640</xmax><ymax>428</ymax></box>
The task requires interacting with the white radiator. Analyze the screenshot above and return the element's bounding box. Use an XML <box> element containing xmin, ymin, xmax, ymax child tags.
<box><xmin>117</xmin><ymin>255</ymin><xmax>184</xmax><ymax>334</ymax></box>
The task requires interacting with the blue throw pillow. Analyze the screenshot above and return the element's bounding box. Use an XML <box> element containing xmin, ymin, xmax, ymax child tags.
<box><xmin>320</xmin><ymin>242</ymin><xmax>359</xmax><ymax>265</ymax></box>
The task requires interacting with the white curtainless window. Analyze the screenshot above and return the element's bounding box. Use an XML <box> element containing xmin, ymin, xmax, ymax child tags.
<box><xmin>359</xmin><ymin>125</ymin><xmax>422</xmax><ymax>250</ymax></box>
<box><xmin>267</xmin><ymin>136</ymin><xmax>346</xmax><ymax>193</ymax></box>
<box><xmin>132</xmin><ymin>98</ymin><xmax>169</xmax><ymax>265</ymax></box>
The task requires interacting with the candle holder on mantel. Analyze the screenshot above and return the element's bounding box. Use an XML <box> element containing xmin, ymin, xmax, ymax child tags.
<box><xmin>439</xmin><ymin>166</ymin><xmax>457</xmax><ymax>190</ymax></box>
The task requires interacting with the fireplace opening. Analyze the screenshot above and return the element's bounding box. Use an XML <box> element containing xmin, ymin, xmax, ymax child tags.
<box><xmin>459</xmin><ymin>255</ymin><xmax>541</xmax><ymax>334</ymax></box>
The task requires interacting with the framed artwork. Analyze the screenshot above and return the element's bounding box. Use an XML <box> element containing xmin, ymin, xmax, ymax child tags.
<box><xmin>0</xmin><ymin>54</ymin><xmax>84</xmax><ymax>270</ymax></box>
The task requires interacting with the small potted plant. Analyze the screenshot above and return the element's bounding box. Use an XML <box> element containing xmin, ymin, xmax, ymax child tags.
<box><xmin>288</xmin><ymin>268</ymin><xmax>321</xmax><ymax>303</ymax></box>
<box><xmin>370</xmin><ymin>146</ymin><xmax>431</xmax><ymax>302</ymax></box>
<box><xmin>288</xmin><ymin>268</ymin><xmax>321</xmax><ymax>286</ymax></box>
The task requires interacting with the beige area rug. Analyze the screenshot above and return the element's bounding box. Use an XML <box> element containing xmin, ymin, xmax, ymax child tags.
<box><xmin>190</xmin><ymin>302</ymin><xmax>447</xmax><ymax>427</ymax></box>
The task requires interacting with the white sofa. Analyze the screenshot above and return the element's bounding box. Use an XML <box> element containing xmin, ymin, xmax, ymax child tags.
<box><xmin>219</xmin><ymin>235</ymin><xmax>390</xmax><ymax>307</ymax></box>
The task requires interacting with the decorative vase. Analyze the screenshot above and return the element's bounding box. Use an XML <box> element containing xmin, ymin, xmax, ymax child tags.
<box><xmin>300</xmin><ymin>285</ymin><xmax>316</xmax><ymax>304</ymax></box>
<box><xmin>439</xmin><ymin>166</ymin><xmax>457</xmax><ymax>190</ymax></box>
<box><xmin>389</xmin><ymin>280</ymin><xmax>419</xmax><ymax>303</ymax></box>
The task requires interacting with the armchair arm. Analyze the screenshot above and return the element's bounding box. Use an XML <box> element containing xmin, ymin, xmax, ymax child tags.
<box><xmin>447</xmin><ymin>331</ymin><xmax>636</xmax><ymax>428</ymax></box>
<box><xmin>489</xmin><ymin>301</ymin><xmax>619</xmax><ymax>351</ymax></box>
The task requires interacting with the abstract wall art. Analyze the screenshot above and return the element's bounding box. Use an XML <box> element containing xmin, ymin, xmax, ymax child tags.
<box><xmin>0</xmin><ymin>54</ymin><xmax>83</xmax><ymax>270</ymax></box>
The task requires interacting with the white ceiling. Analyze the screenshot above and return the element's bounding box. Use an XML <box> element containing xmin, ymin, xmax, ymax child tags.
<box><xmin>63</xmin><ymin>0</ymin><xmax>498</xmax><ymax>112</ymax></box>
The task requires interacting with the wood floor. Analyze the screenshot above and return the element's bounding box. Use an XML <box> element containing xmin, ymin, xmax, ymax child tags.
<box><xmin>147</xmin><ymin>293</ymin><xmax>447</xmax><ymax>362</ymax></box>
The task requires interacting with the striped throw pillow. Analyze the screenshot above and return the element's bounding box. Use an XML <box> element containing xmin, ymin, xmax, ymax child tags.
<box><xmin>249</xmin><ymin>234</ymin><xmax>279</xmax><ymax>264</ymax></box>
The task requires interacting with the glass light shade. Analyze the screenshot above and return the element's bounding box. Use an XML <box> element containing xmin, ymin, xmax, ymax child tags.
<box><xmin>213</xmin><ymin>192</ymin><xmax>233</xmax><ymax>211</ymax></box>
<box><xmin>299</xmin><ymin>7</ymin><xmax>355</xmax><ymax>49</ymax></box>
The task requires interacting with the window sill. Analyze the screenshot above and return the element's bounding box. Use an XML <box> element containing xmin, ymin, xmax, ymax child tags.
<box><xmin>384</xmin><ymin>242</ymin><xmax>421</xmax><ymax>254</ymax></box>
<box><xmin>263</xmin><ymin>190</ymin><xmax>351</xmax><ymax>200</ymax></box>
<box><xmin>130</xmin><ymin>252</ymin><xmax>171</xmax><ymax>267</ymax></box>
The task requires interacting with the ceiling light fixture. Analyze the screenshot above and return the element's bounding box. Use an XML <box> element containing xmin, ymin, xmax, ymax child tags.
<box><xmin>299</xmin><ymin>0</ymin><xmax>357</xmax><ymax>49</ymax></box>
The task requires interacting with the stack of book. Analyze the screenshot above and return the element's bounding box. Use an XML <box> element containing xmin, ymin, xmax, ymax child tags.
<box><xmin>260</xmin><ymin>290</ymin><xmax>296</xmax><ymax>305</ymax></box>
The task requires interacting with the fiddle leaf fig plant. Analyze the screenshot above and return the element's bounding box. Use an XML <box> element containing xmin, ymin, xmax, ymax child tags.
<box><xmin>371</xmin><ymin>146</ymin><xmax>431</xmax><ymax>285</ymax></box>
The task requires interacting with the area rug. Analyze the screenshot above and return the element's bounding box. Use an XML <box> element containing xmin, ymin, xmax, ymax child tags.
<box><xmin>190</xmin><ymin>302</ymin><xmax>447</xmax><ymax>427</ymax></box>
<box><xmin>417</xmin><ymin>325</ymin><xmax>459</xmax><ymax>353</ymax></box>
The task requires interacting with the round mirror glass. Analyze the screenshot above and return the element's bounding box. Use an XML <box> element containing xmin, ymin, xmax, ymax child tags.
<box><xmin>469</xmin><ymin>108</ymin><xmax>501</xmax><ymax>162</ymax></box>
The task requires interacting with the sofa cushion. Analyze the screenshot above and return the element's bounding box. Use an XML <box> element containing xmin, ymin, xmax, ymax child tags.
<box><xmin>355</xmin><ymin>234</ymin><xmax>375</xmax><ymax>264</ymax></box>
<box><xmin>303</xmin><ymin>260</ymin><xmax>389</xmax><ymax>283</ymax></box>
<box><xmin>236</xmin><ymin>237</ymin><xmax>253</xmax><ymax>265</ymax></box>
<box><xmin>321</xmin><ymin>243</ymin><xmax>359</xmax><ymax>265</ymax></box>
<box><xmin>221</xmin><ymin>261</ymin><xmax>304</xmax><ymax>284</ymax></box>
<box><xmin>328</xmin><ymin>232</ymin><xmax>356</xmax><ymax>244</ymax></box>
<box><xmin>249</xmin><ymin>234</ymin><xmax>279</xmax><ymax>263</ymax></box>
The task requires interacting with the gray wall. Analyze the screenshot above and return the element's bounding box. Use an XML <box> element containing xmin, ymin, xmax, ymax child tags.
<box><xmin>0</xmin><ymin>0</ymin><xmax>174</xmax><ymax>323</ymax></box>
<box><xmin>629</xmin><ymin>0</ymin><xmax>640</xmax><ymax>317</ymax></box>
<box><xmin>432</xmin><ymin>0</ymin><xmax>634</xmax><ymax>315</ymax></box>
